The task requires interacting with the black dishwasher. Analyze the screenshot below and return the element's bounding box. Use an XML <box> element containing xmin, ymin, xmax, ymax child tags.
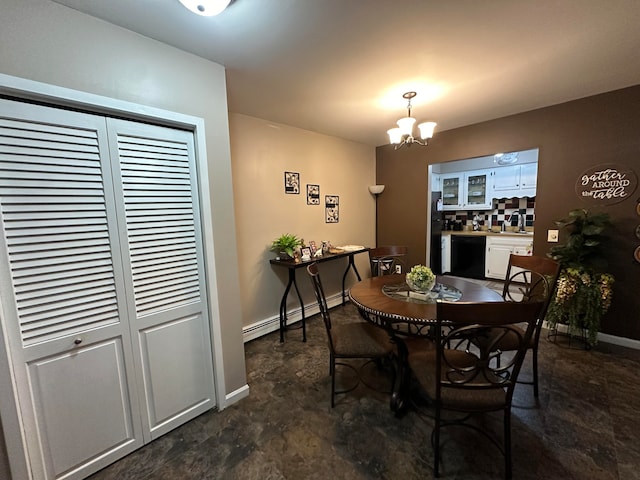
<box><xmin>450</xmin><ymin>235</ymin><xmax>486</xmax><ymax>279</ymax></box>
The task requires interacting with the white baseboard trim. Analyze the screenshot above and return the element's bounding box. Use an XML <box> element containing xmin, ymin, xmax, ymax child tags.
<box><xmin>243</xmin><ymin>292</ymin><xmax>344</xmax><ymax>343</ymax></box>
<box><xmin>221</xmin><ymin>384</ymin><xmax>250</xmax><ymax>409</ymax></box>
<box><xmin>244</xmin><ymin>307</ymin><xmax>640</xmax><ymax>350</ymax></box>
<box><xmin>543</xmin><ymin>322</ymin><xmax>640</xmax><ymax>350</ymax></box>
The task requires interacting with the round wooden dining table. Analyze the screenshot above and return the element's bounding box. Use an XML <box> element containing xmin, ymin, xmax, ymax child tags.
<box><xmin>349</xmin><ymin>274</ymin><xmax>503</xmax><ymax>412</ymax></box>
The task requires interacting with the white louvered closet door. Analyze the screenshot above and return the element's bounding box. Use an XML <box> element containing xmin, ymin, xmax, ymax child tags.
<box><xmin>106</xmin><ymin>119</ymin><xmax>215</xmax><ymax>441</ymax></box>
<box><xmin>0</xmin><ymin>100</ymin><xmax>216</xmax><ymax>479</ymax></box>
<box><xmin>0</xmin><ymin>99</ymin><xmax>144</xmax><ymax>479</ymax></box>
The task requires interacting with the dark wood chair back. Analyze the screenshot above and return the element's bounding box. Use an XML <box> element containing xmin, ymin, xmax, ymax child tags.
<box><xmin>429</xmin><ymin>300</ymin><xmax>545</xmax><ymax>478</ymax></box>
<box><xmin>368</xmin><ymin>246</ymin><xmax>408</xmax><ymax>276</ymax></box>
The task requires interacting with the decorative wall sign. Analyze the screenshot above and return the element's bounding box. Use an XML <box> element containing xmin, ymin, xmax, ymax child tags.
<box><xmin>306</xmin><ymin>184</ymin><xmax>320</xmax><ymax>204</ymax></box>
<box><xmin>576</xmin><ymin>163</ymin><xmax>638</xmax><ymax>205</ymax></box>
<box><xmin>325</xmin><ymin>195</ymin><xmax>339</xmax><ymax>223</ymax></box>
<box><xmin>284</xmin><ymin>171</ymin><xmax>300</xmax><ymax>194</ymax></box>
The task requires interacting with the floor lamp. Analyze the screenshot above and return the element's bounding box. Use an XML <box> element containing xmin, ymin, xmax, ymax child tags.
<box><xmin>368</xmin><ymin>185</ymin><xmax>385</xmax><ymax>246</ymax></box>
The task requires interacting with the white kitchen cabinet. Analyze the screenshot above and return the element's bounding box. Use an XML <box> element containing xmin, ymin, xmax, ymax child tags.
<box><xmin>442</xmin><ymin>169</ymin><xmax>493</xmax><ymax>211</ymax></box>
<box><xmin>464</xmin><ymin>169</ymin><xmax>493</xmax><ymax>209</ymax></box>
<box><xmin>442</xmin><ymin>173</ymin><xmax>464</xmax><ymax>210</ymax></box>
<box><xmin>432</xmin><ymin>173</ymin><xmax>442</xmax><ymax>192</ymax></box>
<box><xmin>492</xmin><ymin>163</ymin><xmax>537</xmax><ymax>198</ymax></box>
<box><xmin>485</xmin><ymin>235</ymin><xmax>533</xmax><ymax>279</ymax></box>
<box><xmin>441</xmin><ymin>234</ymin><xmax>451</xmax><ymax>273</ymax></box>
<box><xmin>493</xmin><ymin>165</ymin><xmax>521</xmax><ymax>192</ymax></box>
<box><xmin>520</xmin><ymin>162</ymin><xmax>537</xmax><ymax>195</ymax></box>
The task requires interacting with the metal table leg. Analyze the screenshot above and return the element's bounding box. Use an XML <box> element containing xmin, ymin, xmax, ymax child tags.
<box><xmin>341</xmin><ymin>253</ymin><xmax>362</xmax><ymax>304</ymax></box>
<box><xmin>279</xmin><ymin>268</ymin><xmax>306</xmax><ymax>342</ymax></box>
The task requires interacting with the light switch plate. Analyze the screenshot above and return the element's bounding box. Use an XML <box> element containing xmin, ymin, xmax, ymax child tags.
<box><xmin>548</xmin><ymin>229</ymin><xmax>559</xmax><ymax>242</ymax></box>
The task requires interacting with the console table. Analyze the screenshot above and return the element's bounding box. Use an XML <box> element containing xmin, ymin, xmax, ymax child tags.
<box><xmin>269</xmin><ymin>247</ymin><xmax>369</xmax><ymax>342</ymax></box>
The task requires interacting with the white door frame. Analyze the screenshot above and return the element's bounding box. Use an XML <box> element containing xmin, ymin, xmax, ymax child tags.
<box><xmin>0</xmin><ymin>73</ymin><xmax>227</xmax><ymax>479</ymax></box>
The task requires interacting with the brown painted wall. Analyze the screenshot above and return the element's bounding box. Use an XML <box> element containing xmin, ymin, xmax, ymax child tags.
<box><xmin>376</xmin><ymin>85</ymin><xmax>640</xmax><ymax>341</ymax></box>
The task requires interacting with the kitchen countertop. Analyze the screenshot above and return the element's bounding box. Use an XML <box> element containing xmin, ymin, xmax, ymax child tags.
<box><xmin>442</xmin><ymin>230</ymin><xmax>534</xmax><ymax>237</ymax></box>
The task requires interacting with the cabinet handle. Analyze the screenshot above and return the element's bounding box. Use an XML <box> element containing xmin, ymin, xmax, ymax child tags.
<box><xmin>73</xmin><ymin>337</ymin><xmax>82</xmax><ymax>345</ymax></box>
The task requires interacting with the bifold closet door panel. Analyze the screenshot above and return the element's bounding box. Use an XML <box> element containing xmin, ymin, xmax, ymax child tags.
<box><xmin>0</xmin><ymin>99</ymin><xmax>144</xmax><ymax>479</ymax></box>
<box><xmin>106</xmin><ymin>118</ymin><xmax>216</xmax><ymax>440</ymax></box>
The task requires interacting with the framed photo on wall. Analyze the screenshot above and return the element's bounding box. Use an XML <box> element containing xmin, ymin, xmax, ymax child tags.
<box><xmin>284</xmin><ymin>171</ymin><xmax>300</xmax><ymax>194</ymax></box>
<box><xmin>307</xmin><ymin>184</ymin><xmax>320</xmax><ymax>204</ymax></box>
<box><xmin>325</xmin><ymin>195</ymin><xmax>339</xmax><ymax>223</ymax></box>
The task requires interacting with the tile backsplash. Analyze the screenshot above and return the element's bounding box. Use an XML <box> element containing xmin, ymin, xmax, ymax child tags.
<box><xmin>444</xmin><ymin>197</ymin><xmax>535</xmax><ymax>229</ymax></box>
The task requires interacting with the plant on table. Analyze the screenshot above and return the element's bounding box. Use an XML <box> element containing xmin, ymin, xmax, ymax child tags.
<box><xmin>405</xmin><ymin>265</ymin><xmax>436</xmax><ymax>293</ymax></box>
<box><xmin>546</xmin><ymin>208</ymin><xmax>615</xmax><ymax>345</ymax></box>
<box><xmin>271</xmin><ymin>233</ymin><xmax>303</xmax><ymax>258</ymax></box>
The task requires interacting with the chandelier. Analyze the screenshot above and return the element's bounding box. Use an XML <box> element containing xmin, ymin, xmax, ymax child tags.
<box><xmin>178</xmin><ymin>0</ymin><xmax>231</xmax><ymax>16</ymax></box>
<box><xmin>387</xmin><ymin>91</ymin><xmax>437</xmax><ymax>149</ymax></box>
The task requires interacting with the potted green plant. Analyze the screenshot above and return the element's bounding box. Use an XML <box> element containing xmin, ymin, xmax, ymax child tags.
<box><xmin>546</xmin><ymin>208</ymin><xmax>615</xmax><ymax>345</ymax></box>
<box><xmin>271</xmin><ymin>233</ymin><xmax>303</xmax><ymax>259</ymax></box>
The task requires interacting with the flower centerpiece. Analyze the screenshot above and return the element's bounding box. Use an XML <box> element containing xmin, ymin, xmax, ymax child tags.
<box><xmin>546</xmin><ymin>208</ymin><xmax>615</xmax><ymax>345</ymax></box>
<box><xmin>406</xmin><ymin>264</ymin><xmax>436</xmax><ymax>293</ymax></box>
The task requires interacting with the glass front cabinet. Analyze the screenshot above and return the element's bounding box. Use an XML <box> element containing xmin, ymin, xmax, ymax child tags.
<box><xmin>442</xmin><ymin>170</ymin><xmax>492</xmax><ymax>211</ymax></box>
<box><xmin>441</xmin><ymin>174</ymin><xmax>463</xmax><ymax>210</ymax></box>
<box><xmin>464</xmin><ymin>169</ymin><xmax>492</xmax><ymax>209</ymax></box>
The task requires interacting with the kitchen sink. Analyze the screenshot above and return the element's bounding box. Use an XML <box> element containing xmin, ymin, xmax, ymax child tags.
<box><xmin>499</xmin><ymin>231</ymin><xmax>533</xmax><ymax>235</ymax></box>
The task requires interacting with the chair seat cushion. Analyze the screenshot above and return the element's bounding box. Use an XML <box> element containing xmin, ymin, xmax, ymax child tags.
<box><xmin>408</xmin><ymin>349</ymin><xmax>507</xmax><ymax>410</ymax></box>
<box><xmin>332</xmin><ymin>322</ymin><xmax>394</xmax><ymax>357</ymax></box>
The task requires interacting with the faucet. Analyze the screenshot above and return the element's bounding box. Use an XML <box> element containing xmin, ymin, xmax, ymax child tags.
<box><xmin>515</xmin><ymin>210</ymin><xmax>526</xmax><ymax>232</ymax></box>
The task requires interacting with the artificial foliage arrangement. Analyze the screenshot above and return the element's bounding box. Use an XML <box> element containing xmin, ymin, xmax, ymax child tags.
<box><xmin>546</xmin><ymin>208</ymin><xmax>615</xmax><ymax>345</ymax></box>
<box><xmin>405</xmin><ymin>264</ymin><xmax>436</xmax><ymax>293</ymax></box>
<box><xmin>271</xmin><ymin>233</ymin><xmax>303</xmax><ymax>258</ymax></box>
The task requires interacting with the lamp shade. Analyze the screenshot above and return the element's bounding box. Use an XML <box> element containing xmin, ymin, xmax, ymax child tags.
<box><xmin>417</xmin><ymin>121</ymin><xmax>437</xmax><ymax>139</ymax></box>
<box><xmin>368</xmin><ymin>185</ymin><xmax>385</xmax><ymax>195</ymax></box>
<box><xmin>387</xmin><ymin>128</ymin><xmax>403</xmax><ymax>144</ymax></box>
<box><xmin>396</xmin><ymin>116</ymin><xmax>416</xmax><ymax>136</ymax></box>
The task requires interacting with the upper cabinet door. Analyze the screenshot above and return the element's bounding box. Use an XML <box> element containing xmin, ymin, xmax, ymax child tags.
<box><xmin>464</xmin><ymin>169</ymin><xmax>492</xmax><ymax>209</ymax></box>
<box><xmin>520</xmin><ymin>163</ymin><xmax>538</xmax><ymax>194</ymax></box>
<box><xmin>441</xmin><ymin>173</ymin><xmax>463</xmax><ymax>210</ymax></box>
<box><xmin>493</xmin><ymin>163</ymin><xmax>537</xmax><ymax>198</ymax></box>
<box><xmin>493</xmin><ymin>165</ymin><xmax>521</xmax><ymax>191</ymax></box>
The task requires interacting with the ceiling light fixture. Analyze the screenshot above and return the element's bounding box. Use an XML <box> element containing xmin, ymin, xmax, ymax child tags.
<box><xmin>387</xmin><ymin>91</ymin><xmax>437</xmax><ymax>150</ymax></box>
<box><xmin>178</xmin><ymin>0</ymin><xmax>231</xmax><ymax>16</ymax></box>
<box><xmin>494</xmin><ymin>152</ymin><xmax>519</xmax><ymax>165</ymax></box>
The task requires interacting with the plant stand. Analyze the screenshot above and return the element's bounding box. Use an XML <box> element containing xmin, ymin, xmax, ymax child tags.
<box><xmin>546</xmin><ymin>324</ymin><xmax>592</xmax><ymax>350</ymax></box>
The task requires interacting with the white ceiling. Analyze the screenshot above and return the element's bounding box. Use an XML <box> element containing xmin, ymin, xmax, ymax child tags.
<box><xmin>52</xmin><ymin>0</ymin><xmax>640</xmax><ymax>147</ymax></box>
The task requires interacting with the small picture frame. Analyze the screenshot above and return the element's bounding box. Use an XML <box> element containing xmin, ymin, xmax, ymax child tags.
<box><xmin>307</xmin><ymin>184</ymin><xmax>320</xmax><ymax>205</ymax></box>
<box><xmin>284</xmin><ymin>171</ymin><xmax>300</xmax><ymax>194</ymax></box>
<box><xmin>325</xmin><ymin>195</ymin><xmax>339</xmax><ymax>223</ymax></box>
<box><xmin>308</xmin><ymin>240</ymin><xmax>317</xmax><ymax>254</ymax></box>
<box><xmin>300</xmin><ymin>247</ymin><xmax>312</xmax><ymax>260</ymax></box>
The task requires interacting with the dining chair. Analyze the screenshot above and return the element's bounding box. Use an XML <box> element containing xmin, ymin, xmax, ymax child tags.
<box><xmin>408</xmin><ymin>300</ymin><xmax>545</xmax><ymax>479</ymax></box>
<box><xmin>368</xmin><ymin>245</ymin><xmax>408</xmax><ymax>276</ymax></box>
<box><xmin>306</xmin><ymin>263</ymin><xmax>395</xmax><ymax>407</ymax></box>
<box><xmin>495</xmin><ymin>254</ymin><xmax>561</xmax><ymax>398</ymax></box>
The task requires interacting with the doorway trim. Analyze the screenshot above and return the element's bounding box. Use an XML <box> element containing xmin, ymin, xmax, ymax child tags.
<box><xmin>0</xmin><ymin>72</ymin><xmax>229</xmax><ymax>479</ymax></box>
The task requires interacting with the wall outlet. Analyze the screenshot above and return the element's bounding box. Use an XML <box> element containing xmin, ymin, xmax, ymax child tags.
<box><xmin>547</xmin><ymin>229</ymin><xmax>559</xmax><ymax>242</ymax></box>
<box><xmin>395</xmin><ymin>265</ymin><xmax>402</xmax><ymax>274</ymax></box>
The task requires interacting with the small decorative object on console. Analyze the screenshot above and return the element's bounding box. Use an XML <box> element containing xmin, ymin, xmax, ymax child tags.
<box><xmin>405</xmin><ymin>265</ymin><xmax>436</xmax><ymax>293</ymax></box>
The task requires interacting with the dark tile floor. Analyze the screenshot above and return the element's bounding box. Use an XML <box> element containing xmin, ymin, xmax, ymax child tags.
<box><xmin>89</xmin><ymin>304</ymin><xmax>640</xmax><ymax>480</ymax></box>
